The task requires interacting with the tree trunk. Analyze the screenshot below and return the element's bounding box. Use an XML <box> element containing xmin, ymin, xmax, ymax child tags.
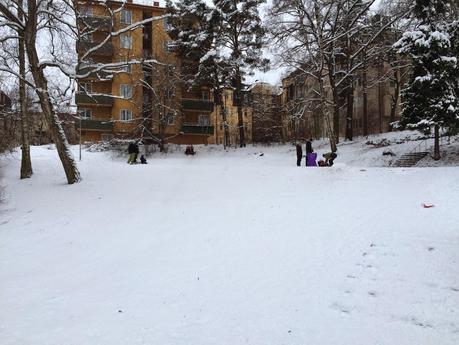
<box><xmin>327</xmin><ymin>66</ymin><xmax>340</xmax><ymax>144</ymax></box>
<box><xmin>433</xmin><ymin>125</ymin><xmax>441</xmax><ymax>160</ymax></box>
<box><xmin>18</xmin><ymin>0</ymin><xmax>32</xmax><ymax>179</ymax></box>
<box><xmin>25</xmin><ymin>0</ymin><xmax>80</xmax><ymax>184</ymax></box>
<box><xmin>389</xmin><ymin>69</ymin><xmax>400</xmax><ymax>132</ymax></box>
<box><xmin>362</xmin><ymin>61</ymin><xmax>369</xmax><ymax>136</ymax></box>
<box><xmin>378</xmin><ymin>60</ymin><xmax>384</xmax><ymax>133</ymax></box>
<box><xmin>235</xmin><ymin>71</ymin><xmax>245</xmax><ymax>147</ymax></box>
<box><xmin>345</xmin><ymin>80</ymin><xmax>354</xmax><ymax>141</ymax></box>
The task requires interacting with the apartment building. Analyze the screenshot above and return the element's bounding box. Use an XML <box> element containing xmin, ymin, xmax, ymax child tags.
<box><xmin>209</xmin><ymin>88</ymin><xmax>252</xmax><ymax>146</ymax></box>
<box><xmin>75</xmin><ymin>0</ymin><xmax>216</xmax><ymax>145</ymax></box>
<box><xmin>249</xmin><ymin>83</ymin><xmax>283</xmax><ymax>143</ymax></box>
<box><xmin>281</xmin><ymin>61</ymin><xmax>402</xmax><ymax>141</ymax></box>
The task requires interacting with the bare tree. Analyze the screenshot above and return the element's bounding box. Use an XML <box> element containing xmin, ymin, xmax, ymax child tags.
<box><xmin>137</xmin><ymin>60</ymin><xmax>181</xmax><ymax>151</ymax></box>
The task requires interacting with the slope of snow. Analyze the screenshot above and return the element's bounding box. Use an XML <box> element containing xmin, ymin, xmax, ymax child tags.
<box><xmin>1</xmin><ymin>133</ymin><xmax>459</xmax><ymax>345</ymax></box>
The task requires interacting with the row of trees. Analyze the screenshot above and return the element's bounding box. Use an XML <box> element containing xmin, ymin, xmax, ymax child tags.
<box><xmin>167</xmin><ymin>0</ymin><xmax>458</xmax><ymax>155</ymax></box>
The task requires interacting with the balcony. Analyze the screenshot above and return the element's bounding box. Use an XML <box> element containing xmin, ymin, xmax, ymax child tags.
<box><xmin>75</xmin><ymin>119</ymin><xmax>114</xmax><ymax>131</ymax></box>
<box><xmin>76</xmin><ymin>66</ymin><xmax>113</xmax><ymax>81</ymax></box>
<box><xmin>78</xmin><ymin>16</ymin><xmax>112</xmax><ymax>31</ymax></box>
<box><xmin>77</xmin><ymin>41</ymin><xmax>114</xmax><ymax>57</ymax></box>
<box><xmin>181</xmin><ymin>124</ymin><xmax>214</xmax><ymax>135</ymax></box>
<box><xmin>181</xmin><ymin>99</ymin><xmax>214</xmax><ymax>112</ymax></box>
<box><xmin>75</xmin><ymin>92</ymin><xmax>114</xmax><ymax>106</ymax></box>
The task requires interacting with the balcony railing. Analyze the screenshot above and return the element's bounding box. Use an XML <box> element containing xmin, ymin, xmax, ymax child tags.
<box><xmin>77</xmin><ymin>41</ymin><xmax>114</xmax><ymax>57</ymax></box>
<box><xmin>78</xmin><ymin>16</ymin><xmax>112</xmax><ymax>31</ymax></box>
<box><xmin>181</xmin><ymin>99</ymin><xmax>214</xmax><ymax>112</ymax></box>
<box><xmin>75</xmin><ymin>119</ymin><xmax>114</xmax><ymax>131</ymax></box>
<box><xmin>75</xmin><ymin>92</ymin><xmax>114</xmax><ymax>106</ymax></box>
<box><xmin>181</xmin><ymin>124</ymin><xmax>214</xmax><ymax>135</ymax></box>
<box><xmin>76</xmin><ymin>66</ymin><xmax>113</xmax><ymax>80</ymax></box>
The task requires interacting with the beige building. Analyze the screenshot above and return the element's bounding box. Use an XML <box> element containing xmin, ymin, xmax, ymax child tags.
<box><xmin>209</xmin><ymin>88</ymin><xmax>252</xmax><ymax>146</ymax></box>
<box><xmin>281</xmin><ymin>61</ymin><xmax>402</xmax><ymax>142</ymax></box>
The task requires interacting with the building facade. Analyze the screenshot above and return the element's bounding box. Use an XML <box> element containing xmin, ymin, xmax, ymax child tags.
<box><xmin>75</xmin><ymin>0</ymin><xmax>221</xmax><ymax>145</ymax></box>
<box><xmin>281</xmin><ymin>61</ymin><xmax>402</xmax><ymax>142</ymax></box>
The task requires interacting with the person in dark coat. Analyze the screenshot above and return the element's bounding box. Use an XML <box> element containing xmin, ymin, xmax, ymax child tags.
<box><xmin>140</xmin><ymin>155</ymin><xmax>147</xmax><ymax>164</ymax></box>
<box><xmin>127</xmin><ymin>141</ymin><xmax>136</xmax><ymax>164</ymax></box>
<box><xmin>295</xmin><ymin>142</ymin><xmax>303</xmax><ymax>166</ymax></box>
<box><xmin>185</xmin><ymin>145</ymin><xmax>196</xmax><ymax>155</ymax></box>
<box><xmin>133</xmin><ymin>142</ymin><xmax>140</xmax><ymax>163</ymax></box>
<box><xmin>306</xmin><ymin>139</ymin><xmax>313</xmax><ymax>154</ymax></box>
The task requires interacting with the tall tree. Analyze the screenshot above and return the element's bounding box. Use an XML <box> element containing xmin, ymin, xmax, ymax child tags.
<box><xmin>17</xmin><ymin>0</ymin><xmax>32</xmax><ymax>179</ymax></box>
<box><xmin>212</xmin><ymin>0</ymin><xmax>269</xmax><ymax>147</ymax></box>
<box><xmin>166</xmin><ymin>0</ymin><xmax>232</xmax><ymax>148</ymax></box>
<box><xmin>395</xmin><ymin>0</ymin><xmax>458</xmax><ymax>159</ymax></box>
<box><xmin>0</xmin><ymin>0</ymin><xmax>81</xmax><ymax>184</ymax></box>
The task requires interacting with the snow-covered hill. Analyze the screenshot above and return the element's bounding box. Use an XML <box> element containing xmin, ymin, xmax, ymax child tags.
<box><xmin>0</xmin><ymin>131</ymin><xmax>458</xmax><ymax>345</ymax></box>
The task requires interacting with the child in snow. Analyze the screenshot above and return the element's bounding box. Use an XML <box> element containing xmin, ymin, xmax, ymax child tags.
<box><xmin>322</xmin><ymin>152</ymin><xmax>337</xmax><ymax>166</ymax></box>
<box><xmin>306</xmin><ymin>150</ymin><xmax>317</xmax><ymax>166</ymax></box>
<box><xmin>185</xmin><ymin>145</ymin><xmax>196</xmax><ymax>155</ymax></box>
<box><xmin>140</xmin><ymin>155</ymin><xmax>147</xmax><ymax>164</ymax></box>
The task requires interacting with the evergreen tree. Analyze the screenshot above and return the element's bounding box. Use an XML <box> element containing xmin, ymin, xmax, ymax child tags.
<box><xmin>395</xmin><ymin>0</ymin><xmax>458</xmax><ymax>159</ymax></box>
<box><xmin>167</xmin><ymin>0</ymin><xmax>268</xmax><ymax>148</ymax></box>
<box><xmin>212</xmin><ymin>0</ymin><xmax>269</xmax><ymax>147</ymax></box>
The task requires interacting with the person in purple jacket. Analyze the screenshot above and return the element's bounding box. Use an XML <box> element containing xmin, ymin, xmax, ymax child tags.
<box><xmin>306</xmin><ymin>150</ymin><xmax>318</xmax><ymax>166</ymax></box>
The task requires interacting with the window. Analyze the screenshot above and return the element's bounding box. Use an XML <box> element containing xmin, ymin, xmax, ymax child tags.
<box><xmin>164</xmin><ymin>40</ymin><xmax>175</xmax><ymax>53</ymax></box>
<box><xmin>166</xmin><ymin>65</ymin><xmax>174</xmax><ymax>77</ymax></box>
<box><xmin>198</xmin><ymin>114</ymin><xmax>210</xmax><ymax>126</ymax></box>
<box><xmin>120</xmin><ymin>34</ymin><xmax>132</xmax><ymax>49</ymax></box>
<box><xmin>120</xmin><ymin>109</ymin><xmax>132</xmax><ymax>121</ymax></box>
<box><xmin>79</xmin><ymin>82</ymin><xmax>92</xmax><ymax>94</ymax></box>
<box><xmin>78</xmin><ymin>108</ymin><xmax>92</xmax><ymax>119</ymax></box>
<box><xmin>80</xmin><ymin>5</ymin><xmax>93</xmax><ymax>17</ymax></box>
<box><xmin>120</xmin><ymin>84</ymin><xmax>133</xmax><ymax>99</ymax></box>
<box><xmin>165</xmin><ymin>87</ymin><xmax>174</xmax><ymax>99</ymax></box>
<box><xmin>120</xmin><ymin>10</ymin><xmax>132</xmax><ymax>24</ymax></box>
<box><xmin>202</xmin><ymin>91</ymin><xmax>209</xmax><ymax>100</ymax></box>
<box><xmin>166</xmin><ymin>113</ymin><xmax>174</xmax><ymax>125</ymax></box>
<box><xmin>163</xmin><ymin>18</ymin><xmax>173</xmax><ymax>31</ymax></box>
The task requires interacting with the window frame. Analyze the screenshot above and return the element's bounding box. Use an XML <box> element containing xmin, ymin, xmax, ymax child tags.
<box><xmin>120</xmin><ymin>33</ymin><xmax>132</xmax><ymax>49</ymax></box>
<box><xmin>120</xmin><ymin>10</ymin><xmax>132</xmax><ymax>25</ymax></box>
<box><xmin>164</xmin><ymin>40</ymin><xmax>175</xmax><ymax>53</ymax></box>
<box><xmin>165</xmin><ymin>112</ymin><xmax>174</xmax><ymax>126</ymax></box>
<box><xmin>198</xmin><ymin>114</ymin><xmax>210</xmax><ymax>126</ymax></box>
<box><xmin>120</xmin><ymin>109</ymin><xmax>132</xmax><ymax>121</ymax></box>
<box><xmin>80</xmin><ymin>82</ymin><xmax>92</xmax><ymax>94</ymax></box>
<box><xmin>120</xmin><ymin>84</ymin><xmax>133</xmax><ymax>99</ymax></box>
<box><xmin>78</xmin><ymin>108</ymin><xmax>92</xmax><ymax>119</ymax></box>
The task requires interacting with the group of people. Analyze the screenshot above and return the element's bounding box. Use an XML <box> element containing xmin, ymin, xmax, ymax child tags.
<box><xmin>127</xmin><ymin>141</ymin><xmax>147</xmax><ymax>164</ymax></box>
<box><xmin>296</xmin><ymin>139</ymin><xmax>337</xmax><ymax>167</ymax></box>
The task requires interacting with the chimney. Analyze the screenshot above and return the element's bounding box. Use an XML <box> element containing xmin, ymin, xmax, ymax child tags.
<box><xmin>153</xmin><ymin>1</ymin><xmax>160</xmax><ymax>6</ymax></box>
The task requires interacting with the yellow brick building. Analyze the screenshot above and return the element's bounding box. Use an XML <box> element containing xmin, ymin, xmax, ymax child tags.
<box><xmin>76</xmin><ymin>0</ymin><xmax>219</xmax><ymax>145</ymax></box>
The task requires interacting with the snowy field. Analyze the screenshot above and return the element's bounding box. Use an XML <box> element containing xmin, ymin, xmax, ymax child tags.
<box><xmin>1</xmin><ymin>133</ymin><xmax>459</xmax><ymax>345</ymax></box>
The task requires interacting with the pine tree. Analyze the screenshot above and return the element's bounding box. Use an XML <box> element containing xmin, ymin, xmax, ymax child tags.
<box><xmin>212</xmin><ymin>0</ymin><xmax>269</xmax><ymax>147</ymax></box>
<box><xmin>167</xmin><ymin>0</ymin><xmax>268</xmax><ymax>148</ymax></box>
<box><xmin>395</xmin><ymin>0</ymin><xmax>458</xmax><ymax>159</ymax></box>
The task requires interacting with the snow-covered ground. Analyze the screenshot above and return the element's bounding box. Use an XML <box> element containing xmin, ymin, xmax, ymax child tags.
<box><xmin>1</xmin><ymin>132</ymin><xmax>459</xmax><ymax>345</ymax></box>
